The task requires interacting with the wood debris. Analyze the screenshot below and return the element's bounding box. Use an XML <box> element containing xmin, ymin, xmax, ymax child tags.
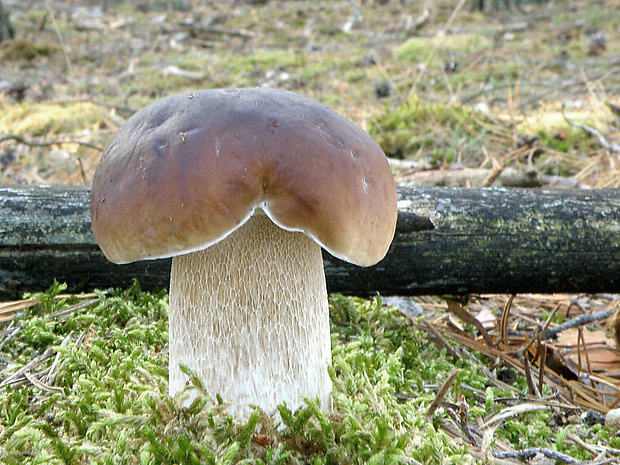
<box><xmin>0</xmin><ymin>290</ymin><xmax>109</xmax><ymax>395</ymax></box>
<box><xmin>394</xmin><ymin>293</ymin><xmax>620</xmax><ymax>463</ymax></box>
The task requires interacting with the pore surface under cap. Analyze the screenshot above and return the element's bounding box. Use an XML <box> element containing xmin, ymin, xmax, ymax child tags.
<box><xmin>90</xmin><ymin>88</ymin><xmax>397</xmax><ymax>266</ymax></box>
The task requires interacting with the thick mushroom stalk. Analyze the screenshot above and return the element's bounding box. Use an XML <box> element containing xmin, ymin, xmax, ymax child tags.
<box><xmin>168</xmin><ymin>213</ymin><xmax>333</xmax><ymax>417</ymax></box>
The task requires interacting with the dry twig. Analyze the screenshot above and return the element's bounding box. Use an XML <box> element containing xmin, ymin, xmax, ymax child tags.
<box><xmin>446</xmin><ymin>299</ymin><xmax>494</xmax><ymax>347</ymax></box>
<box><xmin>419</xmin><ymin>319</ymin><xmax>462</xmax><ymax>360</ymax></box>
<box><xmin>0</xmin><ymin>133</ymin><xmax>103</xmax><ymax>151</ymax></box>
<box><xmin>522</xmin><ymin>354</ymin><xmax>541</xmax><ymax>397</ymax></box>
<box><xmin>499</xmin><ymin>294</ymin><xmax>515</xmax><ymax>348</ymax></box>
<box><xmin>0</xmin><ymin>324</ymin><xmax>23</xmax><ymax>351</ymax></box>
<box><xmin>23</xmin><ymin>370</ymin><xmax>63</xmax><ymax>393</ymax></box>
<box><xmin>482</xmin><ymin>403</ymin><xmax>552</xmax><ymax>429</ymax></box>
<box><xmin>494</xmin><ymin>447</ymin><xmax>581</xmax><ymax>464</ymax></box>
<box><xmin>538</xmin><ymin>343</ymin><xmax>547</xmax><ymax>396</ymax></box>
<box><xmin>426</xmin><ymin>368</ymin><xmax>460</xmax><ymax>419</ymax></box>
<box><xmin>544</xmin><ymin>308</ymin><xmax>615</xmax><ymax>339</ymax></box>
<box><xmin>561</xmin><ymin>104</ymin><xmax>620</xmax><ymax>154</ymax></box>
<box><xmin>521</xmin><ymin>302</ymin><xmax>562</xmax><ymax>353</ymax></box>
<box><xmin>0</xmin><ymin>346</ymin><xmax>55</xmax><ymax>390</ymax></box>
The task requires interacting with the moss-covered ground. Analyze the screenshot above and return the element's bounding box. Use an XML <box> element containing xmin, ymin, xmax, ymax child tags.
<box><xmin>0</xmin><ymin>284</ymin><xmax>617</xmax><ymax>464</ymax></box>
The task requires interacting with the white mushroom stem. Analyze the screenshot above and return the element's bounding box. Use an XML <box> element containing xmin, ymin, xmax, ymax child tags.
<box><xmin>168</xmin><ymin>213</ymin><xmax>333</xmax><ymax>418</ymax></box>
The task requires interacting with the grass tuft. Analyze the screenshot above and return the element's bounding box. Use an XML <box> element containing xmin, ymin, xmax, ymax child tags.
<box><xmin>369</xmin><ymin>95</ymin><xmax>489</xmax><ymax>164</ymax></box>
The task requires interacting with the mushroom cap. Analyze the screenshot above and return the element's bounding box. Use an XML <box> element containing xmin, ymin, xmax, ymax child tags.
<box><xmin>90</xmin><ymin>88</ymin><xmax>397</xmax><ymax>267</ymax></box>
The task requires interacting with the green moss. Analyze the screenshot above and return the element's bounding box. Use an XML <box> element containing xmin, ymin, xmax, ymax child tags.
<box><xmin>518</xmin><ymin>103</ymin><xmax>615</xmax><ymax>156</ymax></box>
<box><xmin>537</xmin><ymin>128</ymin><xmax>590</xmax><ymax>153</ymax></box>
<box><xmin>452</xmin><ymin>60</ymin><xmax>523</xmax><ymax>90</ymax></box>
<box><xmin>369</xmin><ymin>95</ymin><xmax>488</xmax><ymax>163</ymax></box>
<box><xmin>0</xmin><ymin>284</ymin><xmax>598</xmax><ymax>464</ymax></box>
<box><xmin>0</xmin><ymin>39</ymin><xmax>57</xmax><ymax>61</ymax></box>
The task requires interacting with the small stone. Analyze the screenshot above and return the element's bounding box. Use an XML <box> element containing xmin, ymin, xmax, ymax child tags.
<box><xmin>496</xmin><ymin>368</ymin><xmax>517</xmax><ymax>385</ymax></box>
<box><xmin>374</xmin><ymin>81</ymin><xmax>392</xmax><ymax>99</ymax></box>
<box><xmin>606</xmin><ymin>408</ymin><xmax>620</xmax><ymax>430</ymax></box>
<box><xmin>583</xmin><ymin>409</ymin><xmax>605</xmax><ymax>427</ymax></box>
<box><xmin>382</xmin><ymin>296</ymin><xmax>424</xmax><ymax>319</ymax></box>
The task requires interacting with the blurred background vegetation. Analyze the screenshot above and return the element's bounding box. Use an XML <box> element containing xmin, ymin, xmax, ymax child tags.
<box><xmin>0</xmin><ymin>0</ymin><xmax>618</xmax><ymax>187</ymax></box>
<box><xmin>1</xmin><ymin>1</ymin><xmax>620</xmax><ymax>463</ymax></box>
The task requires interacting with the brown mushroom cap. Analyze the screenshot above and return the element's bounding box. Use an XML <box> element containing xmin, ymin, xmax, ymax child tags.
<box><xmin>90</xmin><ymin>88</ymin><xmax>397</xmax><ymax>266</ymax></box>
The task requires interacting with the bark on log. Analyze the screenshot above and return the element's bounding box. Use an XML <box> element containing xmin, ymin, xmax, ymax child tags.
<box><xmin>1</xmin><ymin>185</ymin><xmax>620</xmax><ymax>298</ymax></box>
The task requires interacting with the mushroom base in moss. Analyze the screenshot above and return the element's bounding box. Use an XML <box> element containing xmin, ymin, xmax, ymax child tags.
<box><xmin>168</xmin><ymin>214</ymin><xmax>333</xmax><ymax>418</ymax></box>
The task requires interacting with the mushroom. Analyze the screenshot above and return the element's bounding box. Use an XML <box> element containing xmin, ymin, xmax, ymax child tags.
<box><xmin>90</xmin><ymin>88</ymin><xmax>397</xmax><ymax>417</ymax></box>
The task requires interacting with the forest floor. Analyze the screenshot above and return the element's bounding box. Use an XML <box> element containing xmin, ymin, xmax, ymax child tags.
<box><xmin>1</xmin><ymin>0</ymin><xmax>620</xmax><ymax>463</ymax></box>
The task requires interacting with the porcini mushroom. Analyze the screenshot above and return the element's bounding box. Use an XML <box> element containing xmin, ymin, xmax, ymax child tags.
<box><xmin>90</xmin><ymin>88</ymin><xmax>397</xmax><ymax>417</ymax></box>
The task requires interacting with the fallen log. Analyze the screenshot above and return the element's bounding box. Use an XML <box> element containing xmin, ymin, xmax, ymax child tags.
<box><xmin>1</xmin><ymin>185</ymin><xmax>619</xmax><ymax>298</ymax></box>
